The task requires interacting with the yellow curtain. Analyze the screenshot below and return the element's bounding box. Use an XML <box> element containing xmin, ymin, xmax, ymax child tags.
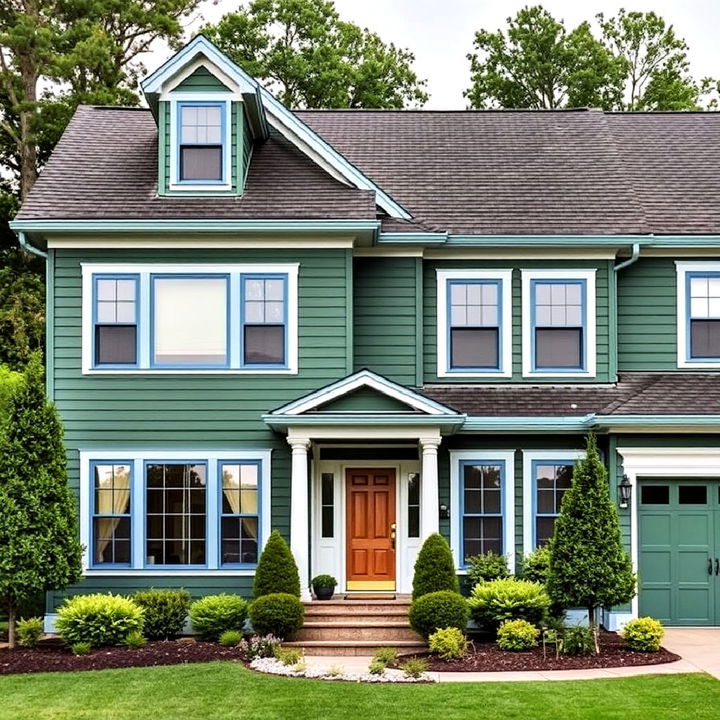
<box><xmin>95</xmin><ymin>466</ymin><xmax>131</xmax><ymax>562</ymax></box>
<box><xmin>222</xmin><ymin>465</ymin><xmax>258</xmax><ymax>515</ymax></box>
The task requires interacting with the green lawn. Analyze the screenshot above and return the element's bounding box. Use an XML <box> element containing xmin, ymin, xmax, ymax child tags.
<box><xmin>0</xmin><ymin>663</ymin><xmax>718</xmax><ymax>720</ymax></box>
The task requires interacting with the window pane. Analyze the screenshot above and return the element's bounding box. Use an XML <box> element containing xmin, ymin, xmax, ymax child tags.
<box><xmin>408</xmin><ymin>473</ymin><xmax>420</xmax><ymax>539</ymax></box>
<box><xmin>537</xmin><ymin>488</ymin><xmax>555</xmax><ymax>514</ymax></box>
<box><xmin>97</xmin><ymin>301</ymin><xmax>116</xmax><ymax>323</ymax></box>
<box><xmin>244</xmin><ymin>325</ymin><xmax>285</xmax><ymax>365</ymax></box>
<box><xmin>463</xmin><ymin>516</ymin><xmax>502</xmax><ymax>560</ymax></box>
<box><xmin>679</xmin><ymin>485</ymin><xmax>707</xmax><ymax>504</ymax></box>
<box><xmin>451</xmin><ymin>328</ymin><xmax>498</xmax><ymax>368</ymax></box>
<box><xmin>321</xmin><ymin>473</ymin><xmax>334</xmax><ymax>538</ymax></box>
<box><xmin>96</xmin><ymin>325</ymin><xmax>136</xmax><ymax>365</ymax></box>
<box><xmin>535</xmin><ymin>328</ymin><xmax>582</xmax><ymax>368</ymax></box>
<box><xmin>181</xmin><ymin>146</ymin><xmax>222</xmax><ymax>181</ymax></box>
<box><xmin>154</xmin><ymin>277</ymin><xmax>227</xmax><ymax>365</ymax></box>
<box><xmin>536</xmin><ymin>516</ymin><xmax>556</xmax><ymax>547</ymax></box>
<box><xmin>640</xmin><ymin>485</ymin><xmax>669</xmax><ymax>505</ymax></box>
<box><xmin>690</xmin><ymin>320</ymin><xmax>720</xmax><ymax>358</ymax></box>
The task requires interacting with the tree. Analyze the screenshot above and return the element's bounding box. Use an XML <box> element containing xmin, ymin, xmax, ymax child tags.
<box><xmin>546</xmin><ymin>434</ymin><xmax>635</xmax><ymax>647</ymax></box>
<box><xmin>412</xmin><ymin>533</ymin><xmax>459</xmax><ymax>600</ymax></box>
<box><xmin>0</xmin><ymin>353</ymin><xmax>83</xmax><ymax>648</ymax></box>
<box><xmin>202</xmin><ymin>0</ymin><xmax>428</xmax><ymax>109</ymax></box>
<box><xmin>252</xmin><ymin>529</ymin><xmax>301</xmax><ymax>598</ymax></box>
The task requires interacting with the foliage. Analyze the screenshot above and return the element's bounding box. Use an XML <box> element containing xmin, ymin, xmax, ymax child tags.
<box><xmin>466</xmin><ymin>551</ymin><xmax>510</xmax><ymax>585</ymax></box>
<box><xmin>496</xmin><ymin>619</ymin><xmax>540</xmax><ymax>651</ymax></box>
<box><xmin>70</xmin><ymin>641</ymin><xmax>92</xmax><ymax>656</ymax></box>
<box><xmin>274</xmin><ymin>646</ymin><xmax>302</xmax><ymax>666</ymax></box>
<box><xmin>0</xmin><ymin>364</ymin><xmax>23</xmax><ymax>428</ymax></box>
<box><xmin>310</xmin><ymin>574</ymin><xmax>336</xmax><ymax>588</ymax></box>
<box><xmin>622</xmin><ymin>617</ymin><xmax>664</xmax><ymax>652</ymax></box>
<box><xmin>372</xmin><ymin>647</ymin><xmax>397</xmax><ymax>667</ymax></box>
<box><xmin>202</xmin><ymin>0</ymin><xmax>427</xmax><ymax>109</ymax></box>
<box><xmin>367</xmin><ymin>658</ymin><xmax>385</xmax><ymax>675</ymax></box>
<box><xmin>0</xmin><ymin>353</ymin><xmax>83</xmax><ymax>647</ymax></box>
<box><xmin>520</xmin><ymin>545</ymin><xmax>552</xmax><ymax>585</ymax></box>
<box><xmin>248</xmin><ymin>592</ymin><xmax>304</xmax><ymax>639</ymax></box>
<box><xmin>428</xmin><ymin>626</ymin><xmax>469</xmax><ymax>661</ymax></box>
<box><xmin>238</xmin><ymin>633</ymin><xmax>281</xmax><ymax>660</ymax></box>
<box><xmin>546</xmin><ymin>434</ymin><xmax>635</xmax><ymax>630</ymax></box>
<box><xmin>16</xmin><ymin>616</ymin><xmax>43</xmax><ymax>647</ymax></box>
<box><xmin>219</xmin><ymin>630</ymin><xmax>243</xmax><ymax>647</ymax></box>
<box><xmin>408</xmin><ymin>590</ymin><xmax>469</xmax><ymax>639</ymax></box>
<box><xmin>399</xmin><ymin>657</ymin><xmax>428</xmax><ymax>679</ymax></box>
<box><xmin>132</xmin><ymin>589</ymin><xmax>191</xmax><ymax>640</ymax></box>
<box><xmin>468</xmin><ymin>578</ymin><xmax>550</xmax><ymax>630</ymax></box>
<box><xmin>560</xmin><ymin>625</ymin><xmax>595</xmax><ymax>656</ymax></box>
<box><xmin>189</xmin><ymin>595</ymin><xmax>247</xmax><ymax>642</ymax></box>
<box><xmin>56</xmin><ymin>593</ymin><xmax>144</xmax><ymax>648</ymax></box>
<box><xmin>253</xmin><ymin>530</ymin><xmax>300</xmax><ymax>599</ymax></box>
<box><xmin>412</xmin><ymin>533</ymin><xmax>459</xmax><ymax>600</ymax></box>
<box><xmin>124</xmin><ymin>630</ymin><xmax>147</xmax><ymax>648</ymax></box>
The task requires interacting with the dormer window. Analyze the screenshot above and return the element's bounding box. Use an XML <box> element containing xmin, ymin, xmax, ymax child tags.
<box><xmin>179</xmin><ymin>102</ymin><xmax>224</xmax><ymax>182</ymax></box>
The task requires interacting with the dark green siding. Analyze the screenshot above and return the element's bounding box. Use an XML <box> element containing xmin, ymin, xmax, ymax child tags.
<box><xmin>318</xmin><ymin>387</ymin><xmax>413</xmax><ymax>412</ymax></box>
<box><xmin>175</xmin><ymin>67</ymin><xmax>231</xmax><ymax>92</ymax></box>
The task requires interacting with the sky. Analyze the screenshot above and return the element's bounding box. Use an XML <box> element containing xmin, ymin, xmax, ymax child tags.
<box><xmin>164</xmin><ymin>0</ymin><xmax>720</xmax><ymax>109</ymax></box>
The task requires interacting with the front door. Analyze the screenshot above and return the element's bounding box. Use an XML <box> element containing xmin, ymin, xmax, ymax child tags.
<box><xmin>639</xmin><ymin>479</ymin><xmax>720</xmax><ymax>625</ymax></box>
<box><xmin>346</xmin><ymin>468</ymin><xmax>396</xmax><ymax>591</ymax></box>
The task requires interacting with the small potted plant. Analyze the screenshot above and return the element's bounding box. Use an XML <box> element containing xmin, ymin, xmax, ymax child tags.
<box><xmin>311</xmin><ymin>574</ymin><xmax>337</xmax><ymax>600</ymax></box>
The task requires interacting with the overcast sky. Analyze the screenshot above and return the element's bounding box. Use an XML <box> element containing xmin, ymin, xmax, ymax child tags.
<box><xmin>172</xmin><ymin>0</ymin><xmax>720</xmax><ymax>109</ymax></box>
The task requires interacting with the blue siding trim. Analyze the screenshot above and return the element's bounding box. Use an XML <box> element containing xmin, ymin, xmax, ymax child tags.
<box><xmin>175</xmin><ymin>100</ymin><xmax>228</xmax><ymax>185</ymax></box>
<box><xmin>92</xmin><ymin>274</ymin><xmax>140</xmax><ymax>369</ymax></box>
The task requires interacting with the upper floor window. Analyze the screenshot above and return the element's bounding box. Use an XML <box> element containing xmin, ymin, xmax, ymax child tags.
<box><xmin>436</xmin><ymin>270</ymin><xmax>512</xmax><ymax>377</ymax></box>
<box><xmin>522</xmin><ymin>270</ymin><xmax>596</xmax><ymax>377</ymax></box>
<box><xmin>82</xmin><ymin>263</ymin><xmax>298</xmax><ymax>374</ymax></box>
<box><xmin>179</xmin><ymin>103</ymin><xmax>224</xmax><ymax>182</ymax></box>
<box><xmin>677</xmin><ymin>263</ymin><xmax>720</xmax><ymax>367</ymax></box>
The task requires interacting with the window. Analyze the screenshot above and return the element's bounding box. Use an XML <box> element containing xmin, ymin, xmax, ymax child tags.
<box><xmin>82</xmin><ymin>264</ymin><xmax>298</xmax><ymax>373</ymax></box>
<box><xmin>407</xmin><ymin>473</ymin><xmax>420</xmax><ymax>538</ymax></box>
<box><xmin>437</xmin><ymin>270</ymin><xmax>512</xmax><ymax>377</ymax></box>
<box><xmin>94</xmin><ymin>276</ymin><xmax>138</xmax><ymax>366</ymax></box>
<box><xmin>533</xmin><ymin>461</ymin><xmax>573</xmax><ymax>546</ymax></box>
<box><xmin>320</xmin><ymin>473</ymin><xmax>334</xmax><ymax>538</ymax></box>
<box><xmin>522</xmin><ymin>270</ymin><xmax>596</xmax><ymax>377</ymax></box>
<box><xmin>92</xmin><ymin>462</ymin><xmax>132</xmax><ymax>566</ymax></box>
<box><xmin>177</xmin><ymin>102</ymin><xmax>225</xmax><ymax>183</ymax></box>
<box><xmin>220</xmin><ymin>463</ymin><xmax>260</xmax><ymax>565</ymax></box>
<box><xmin>677</xmin><ymin>264</ymin><xmax>720</xmax><ymax>366</ymax></box>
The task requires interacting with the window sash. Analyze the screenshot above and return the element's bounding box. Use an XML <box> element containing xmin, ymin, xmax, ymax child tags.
<box><xmin>461</xmin><ymin>461</ymin><xmax>504</xmax><ymax>562</ymax></box>
<box><xmin>91</xmin><ymin>462</ymin><xmax>133</xmax><ymax>567</ymax></box>
<box><xmin>93</xmin><ymin>275</ymin><xmax>138</xmax><ymax>367</ymax></box>
<box><xmin>533</xmin><ymin>461</ymin><xmax>573</xmax><ymax>547</ymax></box>
<box><xmin>176</xmin><ymin>102</ymin><xmax>226</xmax><ymax>184</ymax></box>
<box><xmin>241</xmin><ymin>274</ymin><xmax>288</xmax><ymax>367</ymax></box>
<box><xmin>687</xmin><ymin>273</ymin><xmax>720</xmax><ymax>360</ymax></box>
<box><xmin>220</xmin><ymin>462</ymin><xmax>260</xmax><ymax>566</ymax></box>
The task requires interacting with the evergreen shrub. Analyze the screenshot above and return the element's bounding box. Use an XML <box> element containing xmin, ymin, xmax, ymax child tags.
<box><xmin>412</xmin><ymin>533</ymin><xmax>459</xmax><ymax>599</ymax></box>
<box><xmin>468</xmin><ymin>578</ymin><xmax>550</xmax><ymax>630</ymax></box>
<box><xmin>190</xmin><ymin>594</ymin><xmax>247</xmax><ymax>642</ymax></box>
<box><xmin>622</xmin><ymin>617</ymin><xmax>664</xmax><ymax>652</ymax></box>
<box><xmin>428</xmin><ymin>626</ymin><xmax>469</xmax><ymax>660</ymax></box>
<box><xmin>466</xmin><ymin>552</ymin><xmax>510</xmax><ymax>585</ymax></box>
<box><xmin>249</xmin><ymin>593</ymin><xmax>304</xmax><ymax>638</ymax></box>
<box><xmin>496</xmin><ymin>619</ymin><xmax>540</xmax><ymax>651</ymax></box>
<box><xmin>409</xmin><ymin>590</ymin><xmax>468</xmax><ymax>638</ymax></box>
<box><xmin>253</xmin><ymin>530</ymin><xmax>300</xmax><ymax>598</ymax></box>
<box><xmin>132</xmin><ymin>589</ymin><xmax>190</xmax><ymax>639</ymax></box>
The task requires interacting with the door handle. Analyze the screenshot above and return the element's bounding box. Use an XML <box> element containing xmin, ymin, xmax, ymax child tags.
<box><xmin>709</xmin><ymin>558</ymin><xmax>713</xmax><ymax>575</ymax></box>
<box><xmin>390</xmin><ymin>522</ymin><xmax>396</xmax><ymax>550</ymax></box>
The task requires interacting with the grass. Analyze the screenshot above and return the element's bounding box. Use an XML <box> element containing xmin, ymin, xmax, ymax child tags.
<box><xmin>0</xmin><ymin>663</ymin><xmax>718</xmax><ymax>720</ymax></box>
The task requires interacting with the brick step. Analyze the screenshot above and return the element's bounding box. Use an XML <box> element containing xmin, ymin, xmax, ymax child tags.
<box><xmin>303</xmin><ymin>611</ymin><xmax>410</xmax><ymax>623</ymax></box>
<box><xmin>282</xmin><ymin>639</ymin><xmax>427</xmax><ymax>657</ymax></box>
<box><xmin>296</xmin><ymin>623</ymin><xmax>422</xmax><ymax>642</ymax></box>
<box><xmin>305</xmin><ymin>603</ymin><xmax>411</xmax><ymax>616</ymax></box>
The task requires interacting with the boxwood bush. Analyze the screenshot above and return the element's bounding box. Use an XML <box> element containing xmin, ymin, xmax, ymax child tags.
<box><xmin>466</xmin><ymin>552</ymin><xmax>510</xmax><ymax>586</ymax></box>
<box><xmin>408</xmin><ymin>590</ymin><xmax>468</xmax><ymax>638</ymax></box>
<box><xmin>520</xmin><ymin>545</ymin><xmax>551</xmax><ymax>585</ymax></box>
<box><xmin>496</xmin><ymin>619</ymin><xmax>540</xmax><ymax>651</ymax></box>
<box><xmin>189</xmin><ymin>594</ymin><xmax>248</xmax><ymax>642</ymax></box>
<box><xmin>412</xmin><ymin>534</ymin><xmax>459</xmax><ymax>599</ymax></box>
<box><xmin>249</xmin><ymin>593</ymin><xmax>304</xmax><ymax>639</ymax></box>
<box><xmin>132</xmin><ymin>589</ymin><xmax>191</xmax><ymax>640</ymax></box>
<box><xmin>253</xmin><ymin>530</ymin><xmax>300</xmax><ymax>598</ymax></box>
<box><xmin>428</xmin><ymin>626</ymin><xmax>469</xmax><ymax>660</ymax></box>
<box><xmin>621</xmin><ymin>617</ymin><xmax>664</xmax><ymax>652</ymax></box>
<box><xmin>56</xmin><ymin>593</ymin><xmax>144</xmax><ymax>648</ymax></box>
<box><xmin>468</xmin><ymin>578</ymin><xmax>550</xmax><ymax>631</ymax></box>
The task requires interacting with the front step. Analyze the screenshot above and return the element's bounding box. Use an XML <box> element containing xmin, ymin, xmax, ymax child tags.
<box><xmin>283</xmin><ymin>639</ymin><xmax>427</xmax><ymax>657</ymax></box>
<box><xmin>297</xmin><ymin>622</ymin><xmax>422</xmax><ymax>642</ymax></box>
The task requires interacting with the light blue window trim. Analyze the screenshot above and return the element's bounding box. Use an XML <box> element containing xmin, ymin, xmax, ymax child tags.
<box><xmin>240</xmin><ymin>273</ymin><xmax>289</xmax><ymax>369</ymax></box>
<box><xmin>89</xmin><ymin>460</ymin><xmax>133</xmax><ymax>569</ymax></box>
<box><xmin>219</xmin><ymin>460</ymin><xmax>262</xmax><ymax>568</ymax></box>
<box><xmin>530</xmin><ymin>278</ymin><xmax>587</xmax><ymax>373</ymax></box>
<box><xmin>149</xmin><ymin>273</ymin><xmax>231</xmax><ymax>369</ymax></box>
<box><xmin>92</xmin><ymin>274</ymin><xmax>139</xmax><ymax>369</ymax></box>
<box><xmin>685</xmin><ymin>271</ymin><xmax>720</xmax><ymax>362</ymax></box>
<box><xmin>446</xmin><ymin>279</ymin><xmax>502</xmax><ymax>373</ymax></box>
<box><xmin>530</xmin><ymin>459</ymin><xmax>574</xmax><ymax>548</ymax></box>
<box><xmin>176</xmin><ymin>101</ymin><xmax>228</xmax><ymax>185</ymax></box>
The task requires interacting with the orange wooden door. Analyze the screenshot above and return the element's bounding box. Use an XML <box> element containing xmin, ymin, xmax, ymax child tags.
<box><xmin>346</xmin><ymin>469</ymin><xmax>396</xmax><ymax>589</ymax></box>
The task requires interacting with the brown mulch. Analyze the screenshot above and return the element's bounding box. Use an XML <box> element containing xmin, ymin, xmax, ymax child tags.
<box><xmin>0</xmin><ymin>638</ymin><xmax>245</xmax><ymax>675</ymax></box>
<box><xmin>415</xmin><ymin>631</ymin><xmax>680</xmax><ymax>672</ymax></box>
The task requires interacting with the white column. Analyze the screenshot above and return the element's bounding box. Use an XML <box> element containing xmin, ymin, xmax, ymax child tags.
<box><xmin>420</xmin><ymin>438</ymin><xmax>440</xmax><ymax>537</ymax></box>
<box><xmin>289</xmin><ymin>438</ymin><xmax>311</xmax><ymax>600</ymax></box>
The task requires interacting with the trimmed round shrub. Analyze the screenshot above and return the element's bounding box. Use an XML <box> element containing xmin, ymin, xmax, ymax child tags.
<box><xmin>496</xmin><ymin>619</ymin><xmax>540</xmax><ymax>651</ymax></box>
<box><xmin>520</xmin><ymin>545</ymin><xmax>551</xmax><ymax>585</ymax></box>
<box><xmin>622</xmin><ymin>617</ymin><xmax>664</xmax><ymax>652</ymax></box>
<box><xmin>468</xmin><ymin>578</ymin><xmax>550</xmax><ymax>631</ymax></box>
<box><xmin>466</xmin><ymin>552</ymin><xmax>510</xmax><ymax>586</ymax></box>
<box><xmin>412</xmin><ymin>534</ymin><xmax>459</xmax><ymax>599</ymax></box>
<box><xmin>249</xmin><ymin>593</ymin><xmax>304</xmax><ymax>639</ymax></box>
<box><xmin>253</xmin><ymin>530</ymin><xmax>301</xmax><ymax>599</ymax></box>
<box><xmin>428</xmin><ymin>626</ymin><xmax>469</xmax><ymax>660</ymax></box>
<box><xmin>190</xmin><ymin>594</ymin><xmax>247</xmax><ymax>642</ymax></box>
<box><xmin>56</xmin><ymin>593</ymin><xmax>144</xmax><ymax>648</ymax></box>
<box><xmin>16</xmin><ymin>617</ymin><xmax>44</xmax><ymax>648</ymax></box>
<box><xmin>409</xmin><ymin>590</ymin><xmax>468</xmax><ymax>638</ymax></box>
<box><xmin>132</xmin><ymin>589</ymin><xmax>191</xmax><ymax>640</ymax></box>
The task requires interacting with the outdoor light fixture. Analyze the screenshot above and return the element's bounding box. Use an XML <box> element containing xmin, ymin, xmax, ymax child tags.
<box><xmin>618</xmin><ymin>474</ymin><xmax>632</xmax><ymax>509</ymax></box>
<box><xmin>439</xmin><ymin>503</ymin><xmax>450</xmax><ymax>520</ymax></box>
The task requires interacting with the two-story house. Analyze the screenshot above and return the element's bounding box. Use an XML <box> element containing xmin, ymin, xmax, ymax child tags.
<box><xmin>10</xmin><ymin>36</ymin><xmax>720</xmax><ymax>633</ymax></box>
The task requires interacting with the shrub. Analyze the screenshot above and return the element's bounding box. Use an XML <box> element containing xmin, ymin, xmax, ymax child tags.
<box><xmin>368</xmin><ymin>658</ymin><xmax>386</xmax><ymax>675</ymax></box>
<box><xmin>189</xmin><ymin>594</ymin><xmax>247</xmax><ymax>642</ymax></box>
<box><xmin>249</xmin><ymin>593</ymin><xmax>304</xmax><ymax>639</ymax></box>
<box><xmin>428</xmin><ymin>626</ymin><xmax>469</xmax><ymax>661</ymax></box>
<box><xmin>311</xmin><ymin>574</ymin><xmax>337</xmax><ymax>588</ymax></box>
<box><xmin>468</xmin><ymin>578</ymin><xmax>550</xmax><ymax>630</ymax></box>
<box><xmin>372</xmin><ymin>647</ymin><xmax>397</xmax><ymax>666</ymax></box>
<box><xmin>238</xmin><ymin>634</ymin><xmax>281</xmax><ymax>660</ymax></box>
<box><xmin>409</xmin><ymin>590</ymin><xmax>468</xmax><ymax>638</ymax></box>
<box><xmin>70</xmin><ymin>641</ymin><xmax>92</xmax><ymax>656</ymax></box>
<box><xmin>274</xmin><ymin>646</ymin><xmax>302</xmax><ymax>666</ymax></box>
<box><xmin>56</xmin><ymin>593</ymin><xmax>144</xmax><ymax>648</ymax></box>
<box><xmin>124</xmin><ymin>631</ymin><xmax>147</xmax><ymax>649</ymax></box>
<box><xmin>521</xmin><ymin>545</ymin><xmax>552</xmax><ymax>585</ymax></box>
<box><xmin>496</xmin><ymin>619</ymin><xmax>540</xmax><ymax>651</ymax></box>
<box><xmin>412</xmin><ymin>534</ymin><xmax>459</xmax><ymax>599</ymax></box>
<box><xmin>622</xmin><ymin>617</ymin><xmax>664</xmax><ymax>652</ymax></box>
<box><xmin>561</xmin><ymin>625</ymin><xmax>595</xmax><ymax>656</ymax></box>
<box><xmin>132</xmin><ymin>589</ymin><xmax>190</xmax><ymax>640</ymax></box>
<box><xmin>253</xmin><ymin>530</ymin><xmax>300</xmax><ymax>599</ymax></box>
<box><xmin>16</xmin><ymin>617</ymin><xmax>43</xmax><ymax>648</ymax></box>
<box><xmin>219</xmin><ymin>630</ymin><xmax>243</xmax><ymax>647</ymax></box>
<box><xmin>466</xmin><ymin>552</ymin><xmax>510</xmax><ymax>586</ymax></box>
<box><xmin>400</xmin><ymin>657</ymin><xmax>428</xmax><ymax>678</ymax></box>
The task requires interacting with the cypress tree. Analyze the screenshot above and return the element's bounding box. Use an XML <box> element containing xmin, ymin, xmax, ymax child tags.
<box><xmin>546</xmin><ymin>434</ymin><xmax>635</xmax><ymax>643</ymax></box>
<box><xmin>0</xmin><ymin>354</ymin><xmax>83</xmax><ymax>648</ymax></box>
<box><xmin>253</xmin><ymin>529</ymin><xmax>301</xmax><ymax>598</ymax></box>
<box><xmin>412</xmin><ymin>533</ymin><xmax>459</xmax><ymax>599</ymax></box>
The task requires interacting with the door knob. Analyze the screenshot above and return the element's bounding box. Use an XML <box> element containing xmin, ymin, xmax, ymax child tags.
<box><xmin>716</xmin><ymin>558</ymin><xmax>719</xmax><ymax>576</ymax></box>
<box><xmin>390</xmin><ymin>522</ymin><xmax>396</xmax><ymax>550</ymax></box>
<box><xmin>709</xmin><ymin>558</ymin><xmax>713</xmax><ymax>575</ymax></box>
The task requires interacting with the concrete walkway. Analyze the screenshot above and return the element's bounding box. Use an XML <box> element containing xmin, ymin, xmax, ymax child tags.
<box><xmin>662</xmin><ymin>628</ymin><xmax>720</xmax><ymax>680</ymax></box>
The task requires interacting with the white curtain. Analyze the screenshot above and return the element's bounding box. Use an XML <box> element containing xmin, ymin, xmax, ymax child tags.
<box><xmin>95</xmin><ymin>466</ymin><xmax>131</xmax><ymax>562</ymax></box>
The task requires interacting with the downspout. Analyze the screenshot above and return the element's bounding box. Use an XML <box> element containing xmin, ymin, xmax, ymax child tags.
<box><xmin>613</xmin><ymin>242</ymin><xmax>641</xmax><ymax>272</ymax></box>
<box><xmin>17</xmin><ymin>231</ymin><xmax>48</xmax><ymax>259</ymax></box>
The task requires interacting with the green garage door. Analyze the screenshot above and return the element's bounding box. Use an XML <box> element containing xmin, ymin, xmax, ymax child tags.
<box><xmin>638</xmin><ymin>480</ymin><xmax>720</xmax><ymax>625</ymax></box>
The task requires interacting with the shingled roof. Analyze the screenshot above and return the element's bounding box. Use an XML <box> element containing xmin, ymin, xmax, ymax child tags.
<box><xmin>15</xmin><ymin>105</ymin><xmax>720</xmax><ymax>236</ymax></box>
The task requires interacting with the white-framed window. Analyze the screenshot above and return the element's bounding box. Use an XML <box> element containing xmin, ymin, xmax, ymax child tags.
<box><xmin>676</xmin><ymin>262</ymin><xmax>720</xmax><ymax>367</ymax></box>
<box><xmin>521</xmin><ymin>269</ymin><xmax>596</xmax><ymax>377</ymax></box>
<box><xmin>82</xmin><ymin>263</ymin><xmax>299</xmax><ymax>374</ymax></box>
<box><xmin>449</xmin><ymin>451</ymin><xmax>515</xmax><ymax>573</ymax></box>
<box><xmin>436</xmin><ymin>270</ymin><xmax>512</xmax><ymax>377</ymax></box>
<box><xmin>80</xmin><ymin>450</ymin><xmax>271</xmax><ymax>574</ymax></box>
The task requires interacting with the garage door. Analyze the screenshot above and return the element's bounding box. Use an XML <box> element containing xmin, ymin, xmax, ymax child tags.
<box><xmin>638</xmin><ymin>480</ymin><xmax>720</xmax><ymax>625</ymax></box>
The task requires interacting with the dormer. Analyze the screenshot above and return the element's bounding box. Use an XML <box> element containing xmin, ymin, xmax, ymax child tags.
<box><xmin>141</xmin><ymin>35</ymin><xmax>269</xmax><ymax>197</ymax></box>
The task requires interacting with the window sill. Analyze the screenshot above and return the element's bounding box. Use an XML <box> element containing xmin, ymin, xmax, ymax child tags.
<box><xmin>522</xmin><ymin>370</ymin><xmax>595</xmax><ymax>379</ymax></box>
<box><xmin>677</xmin><ymin>360</ymin><xmax>720</xmax><ymax>369</ymax></box>
<box><xmin>168</xmin><ymin>183</ymin><xmax>232</xmax><ymax>192</ymax></box>
<box><xmin>438</xmin><ymin>369</ymin><xmax>512</xmax><ymax>379</ymax></box>
<box><xmin>83</xmin><ymin>568</ymin><xmax>257</xmax><ymax>577</ymax></box>
<box><xmin>82</xmin><ymin>368</ymin><xmax>298</xmax><ymax>375</ymax></box>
